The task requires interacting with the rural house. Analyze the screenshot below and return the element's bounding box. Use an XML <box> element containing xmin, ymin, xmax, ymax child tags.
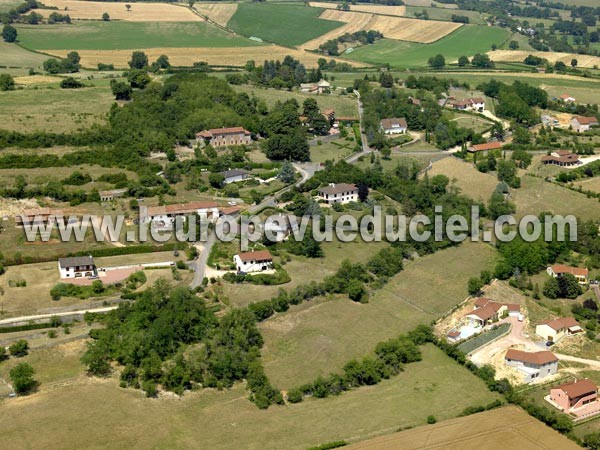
<box><xmin>467</xmin><ymin>141</ymin><xmax>503</xmax><ymax>154</ymax></box>
<box><xmin>221</xmin><ymin>169</ymin><xmax>251</xmax><ymax>184</ymax></box>
<box><xmin>547</xmin><ymin>264</ymin><xmax>589</xmax><ymax>285</ymax></box>
<box><xmin>535</xmin><ymin>317</ymin><xmax>582</xmax><ymax>343</ymax></box>
<box><xmin>549</xmin><ymin>379</ymin><xmax>600</xmax><ymax>417</ymax></box>
<box><xmin>380</xmin><ymin>117</ymin><xmax>408</xmax><ymax>135</ymax></box>
<box><xmin>317</xmin><ymin>183</ymin><xmax>359</xmax><ymax>205</ymax></box>
<box><xmin>504</xmin><ymin>349</ymin><xmax>558</xmax><ymax>383</ymax></box>
<box><xmin>234</xmin><ymin>250</ymin><xmax>273</xmax><ymax>273</ymax></box>
<box><xmin>99</xmin><ymin>189</ymin><xmax>127</xmax><ymax>202</ymax></box>
<box><xmin>300</xmin><ymin>79</ymin><xmax>331</xmax><ymax>94</ymax></box>
<box><xmin>571</xmin><ymin>116</ymin><xmax>599</xmax><ymax>133</ymax></box>
<box><xmin>464</xmin><ymin>298</ymin><xmax>520</xmax><ymax>327</ymax></box>
<box><xmin>140</xmin><ymin>201</ymin><xmax>220</xmax><ymax>228</ymax></box>
<box><xmin>541</xmin><ymin>150</ymin><xmax>580</xmax><ymax>167</ymax></box>
<box><xmin>559</xmin><ymin>94</ymin><xmax>576</xmax><ymax>103</ymax></box>
<box><xmin>58</xmin><ymin>256</ymin><xmax>97</xmax><ymax>279</ymax></box>
<box><xmin>448</xmin><ymin>97</ymin><xmax>485</xmax><ymax>112</ymax></box>
<box><xmin>196</xmin><ymin>127</ymin><xmax>252</xmax><ymax>148</ymax></box>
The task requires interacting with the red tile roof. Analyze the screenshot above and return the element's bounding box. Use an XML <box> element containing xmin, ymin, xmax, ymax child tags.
<box><xmin>551</xmin><ymin>264</ymin><xmax>588</xmax><ymax>278</ymax></box>
<box><xmin>196</xmin><ymin>127</ymin><xmax>251</xmax><ymax>138</ymax></box>
<box><xmin>505</xmin><ymin>349</ymin><xmax>558</xmax><ymax>365</ymax></box>
<box><xmin>555</xmin><ymin>379</ymin><xmax>597</xmax><ymax>399</ymax></box>
<box><xmin>541</xmin><ymin>317</ymin><xmax>580</xmax><ymax>332</ymax></box>
<box><xmin>573</xmin><ymin>116</ymin><xmax>599</xmax><ymax>125</ymax></box>
<box><xmin>237</xmin><ymin>250</ymin><xmax>273</xmax><ymax>262</ymax></box>
<box><xmin>318</xmin><ymin>183</ymin><xmax>358</xmax><ymax>195</ymax></box>
<box><xmin>380</xmin><ymin>117</ymin><xmax>407</xmax><ymax>130</ymax></box>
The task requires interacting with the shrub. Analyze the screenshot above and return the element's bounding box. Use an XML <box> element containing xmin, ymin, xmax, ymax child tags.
<box><xmin>286</xmin><ymin>388</ymin><xmax>303</xmax><ymax>403</ymax></box>
<box><xmin>427</xmin><ymin>415</ymin><xmax>437</xmax><ymax>424</ymax></box>
<box><xmin>10</xmin><ymin>362</ymin><xmax>37</xmax><ymax>394</ymax></box>
<box><xmin>9</xmin><ymin>339</ymin><xmax>29</xmax><ymax>357</ymax></box>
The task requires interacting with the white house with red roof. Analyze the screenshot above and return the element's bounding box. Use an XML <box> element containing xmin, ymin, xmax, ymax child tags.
<box><xmin>234</xmin><ymin>250</ymin><xmax>273</xmax><ymax>273</ymax></box>
<box><xmin>571</xmin><ymin>116</ymin><xmax>599</xmax><ymax>133</ymax></box>
<box><xmin>464</xmin><ymin>298</ymin><xmax>520</xmax><ymax>327</ymax></box>
<box><xmin>547</xmin><ymin>264</ymin><xmax>589</xmax><ymax>285</ymax></box>
<box><xmin>505</xmin><ymin>349</ymin><xmax>558</xmax><ymax>383</ymax></box>
<box><xmin>535</xmin><ymin>317</ymin><xmax>582</xmax><ymax>343</ymax></box>
<box><xmin>559</xmin><ymin>94</ymin><xmax>576</xmax><ymax>103</ymax></box>
<box><xmin>140</xmin><ymin>201</ymin><xmax>220</xmax><ymax>228</ymax></box>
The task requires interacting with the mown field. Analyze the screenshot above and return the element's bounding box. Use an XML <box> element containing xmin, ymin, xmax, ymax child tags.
<box><xmin>227</xmin><ymin>3</ymin><xmax>344</xmax><ymax>47</ymax></box>
<box><xmin>0</xmin><ymin>343</ymin><xmax>499</xmax><ymax>450</ymax></box>
<box><xmin>0</xmin><ymin>41</ymin><xmax>49</xmax><ymax>74</ymax></box>
<box><xmin>345</xmin><ymin>25</ymin><xmax>510</xmax><ymax>68</ymax></box>
<box><xmin>16</xmin><ymin>21</ymin><xmax>260</xmax><ymax>51</ymax></box>
<box><xmin>405</xmin><ymin>5</ymin><xmax>486</xmax><ymax>25</ymax></box>
<box><xmin>260</xmin><ymin>241</ymin><xmax>497</xmax><ymax>388</ymax></box>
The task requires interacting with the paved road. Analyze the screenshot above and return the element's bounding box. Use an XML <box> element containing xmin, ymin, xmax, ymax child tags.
<box><xmin>189</xmin><ymin>231</ymin><xmax>216</xmax><ymax>289</ymax></box>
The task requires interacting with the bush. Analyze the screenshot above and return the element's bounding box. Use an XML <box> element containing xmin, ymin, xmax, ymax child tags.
<box><xmin>427</xmin><ymin>415</ymin><xmax>437</xmax><ymax>424</ymax></box>
<box><xmin>60</xmin><ymin>77</ymin><xmax>84</xmax><ymax>89</ymax></box>
<box><xmin>9</xmin><ymin>339</ymin><xmax>29</xmax><ymax>357</ymax></box>
<box><xmin>10</xmin><ymin>362</ymin><xmax>37</xmax><ymax>394</ymax></box>
<box><xmin>286</xmin><ymin>388</ymin><xmax>303</xmax><ymax>403</ymax></box>
<box><xmin>176</xmin><ymin>260</ymin><xmax>187</xmax><ymax>270</ymax></box>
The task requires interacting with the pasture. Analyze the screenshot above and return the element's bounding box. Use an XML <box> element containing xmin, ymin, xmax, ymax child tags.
<box><xmin>345</xmin><ymin>26</ymin><xmax>510</xmax><ymax>68</ymax></box>
<box><xmin>0</xmin><ymin>344</ymin><xmax>499</xmax><ymax>450</ymax></box>
<box><xmin>426</xmin><ymin>157</ymin><xmax>498</xmax><ymax>203</ymax></box>
<box><xmin>405</xmin><ymin>6</ymin><xmax>486</xmax><ymax>25</ymax></box>
<box><xmin>0</xmin><ymin>41</ymin><xmax>49</xmax><ymax>74</ymax></box>
<box><xmin>0</xmin><ymin>83</ymin><xmax>113</xmax><ymax>133</ymax></box>
<box><xmin>310</xmin><ymin>1</ymin><xmax>407</xmax><ymax>16</ymax></box>
<box><xmin>260</xmin><ymin>241</ymin><xmax>497</xmax><ymax>388</ymax></box>
<box><xmin>38</xmin><ymin>0</ymin><xmax>201</xmax><ymax>22</ymax></box>
<box><xmin>488</xmin><ymin>50</ymin><xmax>600</xmax><ymax>69</ymax></box>
<box><xmin>226</xmin><ymin>3</ymin><xmax>344</xmax><ymax>47</ymax></box>
<box><xmin>310</xmin><ymin>139</ymin><xmax>357</xmax><ymax>163</ymax></box>
<box><xmin>574</xmin><ymin>177</ymin><xmax>600</xmax><ymax>194</ymax></box>
<box><xmin>16</xmin><ymin>21</ymin><xmax>259</xmax><ymax>51</ymax></box>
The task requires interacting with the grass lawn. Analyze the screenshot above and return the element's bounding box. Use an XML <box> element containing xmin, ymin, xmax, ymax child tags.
<box><xmin>16</xmin><ymin>21</ymin><xmax>261</xmax><ymax>51</ymax></box>
<box><xmin>260</xmin><ymin>241</ymin><xmax>497</xmax><ymax>388</ymax></box>
<box><xmin>231</xmin><ymin>84</ymin><xmax>358</xmax><ymax>117</ymax></box>
<box><xmin>0</xmin><ymin>344</ymin><xmax>500</xmax><ymax>450</ymax></box>
<box><xmin>345</xmin><ymin>25</ymin><xmax>510</xmax><ymax>68</ymax></box>
<box><xmin>227</xmin><ymin>2</ymin><xmax>344</xmax><ymax>47</ymax></box>
<box><xmin>451</xmin><ymin>112</ymin><xmax>494</xmax><ymax>133</ymax></box>
<box><xmin>310</xmin><ymin>139</ymin><xmax>357</xmax><ymax>163</ymax></box>
<box><xmin>574</xmin><ymin>177</ymin><xmax>600</xmax><ymax>194</ymax></box>
<box><xmin>0</xmin><ymin>84</ymin><xmax>114</xmax><ymax>133</ymax></box>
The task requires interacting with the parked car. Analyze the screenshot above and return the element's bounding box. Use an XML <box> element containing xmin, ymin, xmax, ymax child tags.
<box><xmin>546</xmin><ymin>341</ymin><xmax>555</xmax><ymax>347</ymax></box>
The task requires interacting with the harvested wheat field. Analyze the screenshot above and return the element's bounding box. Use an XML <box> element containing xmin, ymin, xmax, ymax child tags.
<box><xmin>316</xmin><ymin>10</ymin><xmax>461</xmax><ymax>44</ymax></box>
<box><xmin>13</xmin><ymin>75</ymin><xmax>61</xmax><ymax>85</ymax></box>
<box><xmin>310</xmin><ymin>1</ymin><xmax>406</xmax><ymax>16</ymax></box>
<box><xmin>48</xmin><ymin>46</ymin><xmax>369</xmax><ymax>68</ymax></box>
<box><xmin>300</xmin><ymin>10</ymin><xmax>378</xmax><ymax>50</ymax></box>
<box><xmin>488</xmin><ymin>50</ymin><xmax>600</xmax><ymax>69</ymax></box>
<box><xmin>194</xmin><ymin>2</ymin><xmax>237</xmax><ymax>27</ymax></box>
<box><xmin>38</xmin><ymin>0</ymin><xmax>201</xmax><ymax>21</ymax></box>
<box><xmin>346</xmin><ymin>406</ymin><xmax>580</xmax><ymax>450</ymax></box>
<box><xmin>404</xmin><ymin>0</ymin><xmax>458</xmax><ymax>7</ymax></box>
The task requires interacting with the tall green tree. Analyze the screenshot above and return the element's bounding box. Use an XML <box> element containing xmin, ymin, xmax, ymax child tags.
<box><xmin>128</xmin><ymin>51</ymin><xmax>148</xmax><ymax>69</ymax></box>
<box><xmin>2</xmin><ymin>24</ymin><xmax>17</xmax><ymax>43</ymax></box>
<box><xmin>10</xmin><ymin>362</ymin><xmax>37</xmax><ymax>394</ymax></box>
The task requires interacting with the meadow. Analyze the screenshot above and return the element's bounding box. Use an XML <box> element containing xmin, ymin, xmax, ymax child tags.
<box><xmin>405</xmin><ymin>5</ymin><xmax>486</xmax><ymax>25</ymax></box>
<box><xmin>345</xmin><ymin>25</ymin><xmax>510</xmax><ymax>68</ymax></box>
<box><xmin>226</xmin><ymin>3</ymin><xmax>344</xmax><ymax>47</ymax></box>
<box><xmin>0</xmin><ymin>343</ymin><xmax>500</xmax><ymax>450</ymax></box>
<box><xmin>16</xmin><ymin>21</ymin><xmax>260</xmax><ymax>51</ymax></box>
<box><xmin>0</xmin><ymin>41</ymin><xmax>49</xmax><ymax>75</ymax></box>
<box><xmin>260</xmin><ymin>241</ymin><xmax>497</xmax><ymax>388</ymax></box>
<box><xmin>310</xmin><ymin>139</ymin><xmax>357</xmax><ymax>163</ymax></box>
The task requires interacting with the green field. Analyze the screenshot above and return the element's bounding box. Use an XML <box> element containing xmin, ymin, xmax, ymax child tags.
<box><xmin>345</xmin><ymin>25</ymin><xmax>510</xmax><ymax>68</ymax></box>
<box><xmin>260</xmin><ymin>241</ymin><xmax>497</xmax><ymax>388</ymax></box>
<box><xmin>0</xmin><ymin>41</ymin><xmax>49</xmax><ymax>73</ymax></box>
<box><xmin>16</xmin><ymin>21</ymin><xmax>261</xmax><ymax>51</ymax></box>
<box><xmin>227</xmin><ymin>3</ymin><xmax>344</xmax><ymax>47</ymax></box>
<box><xmin>405</xmin><ymin>6</ymin><xmax>486</xmax><ymax>25</ymax></box>
<box><xmin>0</xmin><ymin>343</ymin><xmax>499</xmax><ymax>450</ymax></box>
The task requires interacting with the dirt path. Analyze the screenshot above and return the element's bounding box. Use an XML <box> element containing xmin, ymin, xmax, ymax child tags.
<box><xmin>554</xmin><ymin>353</ymin><xmax>600</xmax><ymax>369</ymax></box>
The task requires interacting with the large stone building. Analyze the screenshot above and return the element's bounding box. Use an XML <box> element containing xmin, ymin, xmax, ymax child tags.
<box><xmin>196</xmin><ymin>127</ymin><xmax>252</xmax><ymax>148</ymax></box>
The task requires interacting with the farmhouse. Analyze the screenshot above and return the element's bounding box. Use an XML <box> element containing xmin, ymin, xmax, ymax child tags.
<box><xmin>58</xmin><ymin>256</ymin><xmax>97</xmax><ymax>279</ymax></box>
<box><xmin>448</xmin><ymin>97</ymin><xmax>485</xmax><ymax>112</ymax></box>
<box><xmin>380</xmin><ymin>117</ymin><xmax>408</xmax><ymax>135</ymax></box>
<box><xmin>571</xmin><ymin>116</ymin><xmax>599</xmax><ymax>133</ymax></box>
<box><xmin>221</xmin><ymin>169</ymin><xmax>251</xmax><ymax>184</ymax></box>
<box><xmin>317</xmin><ymin>183</ymin><xmax>359</xmax><ymax>205</ymax></box>
<box><xmin>15</xmin><ymin>207</ymin><xmax>65</xmax><ymax>226</ymax></box>
<box><xmin>559</xmin><ymin>94</ymin><xmax>576</xmax><ymax>103</ymax></box>
<box><xmin>505</xmin><ymin>349</ymin><xmax>558</xmax><ymax>383</ymax></box>
<box><xmin>549</xmin><ymin>379</ymin><xmax>600</xmax><ymax>417</ymax></box>
<box><xmin>467</xmin><ymin>141</ymin><xmax>503</xmax><ymax>154</ymax></box>
<box><xmin>139</xmin><ymin>201</ymin><xmax>220</xmax><ymax>228</ymax></box>
<box><xmin>195</xmin><ymin>127</ymin><xmax>252</xmax><ymax>148</ymax></box>
<box><xmin>535</xmin><ymin>317</ymin><xmax>582</xmax><ymax>343</ymax></box>
<box><xmin>547</xmin><ymin>264</ymin><xmax>589</xmax><ymax>285</ymax></box>
<box><xmin>322</xmin><ymin>108</ymin><xmax>335</xmax><ymax>123</ymax></box>
<box><xmin>234</xmin><ymin>250</ymin><xmax>273</xmax><ymax>273</ymax></box>
<box><xmin>300</xmin><ymin>79</ymin><xmax>331</xmax><ymax>94</ymax></box>
<box><xmin>99</xmin><ymin>189</ymin><xmax>127</xmax><ymax>202</ymax></box>
<box><xmin>465</xmin><ymin>298</ymin><xmax>520</xmax><ymax>327</ymax></box>
<box><xmin>541</xmin><ymin>150</ymin><xmax>580</xmax><ymax>167</ymax></box>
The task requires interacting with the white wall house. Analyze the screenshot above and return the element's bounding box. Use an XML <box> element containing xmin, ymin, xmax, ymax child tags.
<box><xmin>547</xmin><ymin>264</ymin><xmax>589</xmax><ymax>285</ymax></box>
<box><xmin>234</xmin><ymin>250</ymin><xmax>273</xmax><ymax>273</ymax></box>
<box><xmin>380</xmin><ymin>117</ymin><xmax>408</xmax><ymax>135</ymax></box>
<box><xmin>571</xmin><ymin>116</ymin><xmax>599</xmax><ymax>133</ymax></box>
<box><xmin>535</xmin><ymin>317</ymin><xmax>582</xmax><ymax>343</ymax></box>
<box><xmin>317</xmin><ymin>183</ymin><xmax>359</xmax><ymax>205</ymax></box>
<box><xmin>140</xmin><ymin>201</ymin><xmax>220</xmax><ymax>228</ymax></box>
<box><xmin>58</xmin><ymin>256</ymin><xmax>97</xmax><ymax>279</ymax></box>
<box><xmin>505</xmin><ymin>349</ymin><xmax>558</xmax><ymax>383</ymax></box>
<box><xmin>222</xmin><ymin>169</ymin><xmax>251</xmax><ymax>184</ymax></box>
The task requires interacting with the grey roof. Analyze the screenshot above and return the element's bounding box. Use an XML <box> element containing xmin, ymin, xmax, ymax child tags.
<box><xmin>58</xmin><ymin>255</ymin><xmax>95</xmax><ymax>268</ymax></box>
<box><xmin>222</xmin><ymin>169</ymin><xmax>250</xmax><ymax>179</ymax></box>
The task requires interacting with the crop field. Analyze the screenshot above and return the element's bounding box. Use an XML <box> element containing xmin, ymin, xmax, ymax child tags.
<box><xmin>227</xmin><ymin>3</ymin><xmax>344</xmax><ymax>47</ymax></box>
<box><xmin>346</xmin><ymin>405</ymin><xmax>581</xmax><ymax>450</ymax></box>
<box><xmin>488</xmin><ymin>50</ymin><xmax>600</xmax><ymax>69</ymax></box>
<box><xmin>317</xmin><ymin>10</ymin><xmax>462</xmax><ymax>44</ymax></box>
<box><xmin>16</xmin><ymin>21</ymin><xmax>259</xmax><ymax>51</ymax></box>
<box><xmin>193</xmin><ymin>2</ymin><xmax>238</xmax><ymax>27</ymax></box>
<box><xmin>299</xmin><ymin>9</ymin><xmax>377</xmax><ymax>50</ymax></box>
<box><xmin>38</xmin><ymin>0</ymin><xmax>201</xmax><ymax>21</ymax></box>
<box><xmin>48</xmin><ymin>45</ymin><xmax>367</xmax><ymax>69</ymax></box>
<box><xmin>309</xmin><ymin>2</ymin><xmax>406</xmax><ymax>16</ymax></box>
<box><xmin>0</xmin><ymin>83</ymin><xmax>113</xmax><ymax>133</ymax></box>
<box><xmin>405</xmin><ymin>6</ymin><xmax>486</xmax><ymax>25</ymax></box>
<box><xmin>230</xmin><ymin>84</ymin><xmax>358</xmax><ymax>117</ymax></box>
<box><xmin>403</xmin><ymin>0</ymin><xmax>458</xmax><ymax>7</ymax></box>
<box><xmin>346</xmin><ymin>26</ymin><xmax>510</xmax><ymax>68</ymax></box>
<box><xmin>260</xmin><ymin>241</ymin><xmax>497</xmax><ymax>388</ymax></box>
<box><xmin>0</xmin><ymin>343</ymin><xmax>499</xmax><ymax>450</ymax></box>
